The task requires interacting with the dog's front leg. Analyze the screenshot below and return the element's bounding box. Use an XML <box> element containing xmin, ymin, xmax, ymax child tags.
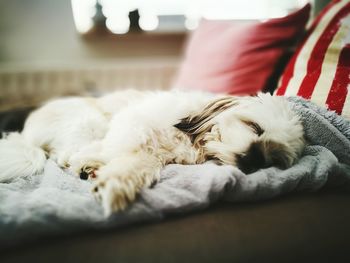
<box><xmin>93</xmin><ymin>151</ymin><xmax>162</xmax><ymax>216</ymax></box>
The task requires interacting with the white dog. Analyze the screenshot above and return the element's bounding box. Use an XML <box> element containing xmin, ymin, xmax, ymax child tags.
<box><xmin>0</xmin><ymin>90</ymin><xmax>305</xmax><ymax>215</ymax></box>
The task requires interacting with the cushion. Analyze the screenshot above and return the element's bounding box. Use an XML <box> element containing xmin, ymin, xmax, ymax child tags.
<box><xmin>275</xmin><ymin>0</ymin><xmax>350</xmax><ymax>119</ymax></box>
<box><xmin>173</xmin><ymin>4</ymin><xmax>311</xmax><ymax>95</ymax></box>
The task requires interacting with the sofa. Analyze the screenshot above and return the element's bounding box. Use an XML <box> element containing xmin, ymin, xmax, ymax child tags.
<box><xmin>0</xmin><ymin>93</ymin><xmax>350</xmax><ymax>263</ymax></box>
<box><xmin>0</xmin><ymin>118</ymin><xmax>348</xmax><ymax>262</ymax></box>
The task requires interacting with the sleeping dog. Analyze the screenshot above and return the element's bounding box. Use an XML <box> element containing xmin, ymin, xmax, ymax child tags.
<box><xmin>0</xmin><ymin>90</ymin><xmax>305</xmax><ymax>215</ymax></box>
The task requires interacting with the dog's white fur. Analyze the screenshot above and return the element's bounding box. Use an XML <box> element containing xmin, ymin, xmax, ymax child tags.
<box><xmin>0</xmin><ymin>90</ymin><xmax>305</xmax><ymax>215</ymax></box>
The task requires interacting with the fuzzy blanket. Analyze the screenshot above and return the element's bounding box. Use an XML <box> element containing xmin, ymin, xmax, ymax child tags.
<box><xmin>1</xmin><ymin>97</ymin><xmax>350</xmax><ymax>246</ymax></box>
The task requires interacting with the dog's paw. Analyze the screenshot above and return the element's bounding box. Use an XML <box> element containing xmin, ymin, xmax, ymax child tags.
<box><xmin>92</xmin><ymin>176</ymin><xmax>139</xmax><ymax>216</ymax></box>
<box><xmin>69</xmin><ymin>158</ymin><xmax>104</xmax><ymax>180</ymax></box>
<box><xmin>91</xmin><ymin>154</ymin><xmax>161</xmax><ymax>216</ymax></box>
<box><xmin>79</xmin><ymin>164</ymin><xmax>100</xmax><ymax>180</ymax></box>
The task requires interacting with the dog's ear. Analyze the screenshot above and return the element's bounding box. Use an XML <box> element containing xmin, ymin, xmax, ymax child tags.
<box><xmin>174</xmin><ymin>96</ymin><xmax>237</xmax><ymax>143</ymax></box>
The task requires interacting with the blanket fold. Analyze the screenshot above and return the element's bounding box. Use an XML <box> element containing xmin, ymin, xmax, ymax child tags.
<box><xmin>0</xmin><ymin>97</ymin><xmax>349</xmax><ymax>245</ymax></box>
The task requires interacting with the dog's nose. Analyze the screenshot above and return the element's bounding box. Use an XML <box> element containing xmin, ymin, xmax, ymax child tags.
<box><xmin>80</xmin><ymin>171</ymin><xmax>89</xmax><ymax>180</ymax></box>
<box><xmin>236</xmin><ymin>142</ymin><xmax>267</xmax><ymax>174</ymax></box>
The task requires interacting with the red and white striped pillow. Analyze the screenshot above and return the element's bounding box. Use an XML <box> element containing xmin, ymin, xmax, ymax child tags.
<box><xmin>275</xmin><ymin>0</ymin><xmax>350</xmax><ymax>119</ymax></box>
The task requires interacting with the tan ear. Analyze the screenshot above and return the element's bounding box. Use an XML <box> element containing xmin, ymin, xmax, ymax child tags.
<box><xmin>174</xmin><ymin>96</ymin><xmax>237</xmax><ymax>143</ymax></box>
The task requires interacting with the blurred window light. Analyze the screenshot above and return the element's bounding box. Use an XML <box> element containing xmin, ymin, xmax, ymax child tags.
<box><xmin>139</xmin><ymin>14</ymin><xmax>159</xmax><ymax>31</ymax></box>
<box><xmin>185</xmin><ymin>18</ymin><xmax>199</xmax><ymax>31</ymax></box>
<box><xmin>71</xmin><ymin>0</ymin><xmax>310</xmax><ymax>34</ymax></box>
<box><xmin>71</xmin><ymin>0</ymin><xmax>97</xmax><ymax>33</ymax></box>
<box><xmin>106</xmin><ymin>15</ymin><xmax>130</xmax><ymax>34</ymax></box>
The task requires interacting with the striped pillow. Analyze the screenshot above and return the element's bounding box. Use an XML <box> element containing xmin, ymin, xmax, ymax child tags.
<box><xmin>275</xmin><ymin>0</ymin><xmax>350</xmax><ymax>119</ymax></box>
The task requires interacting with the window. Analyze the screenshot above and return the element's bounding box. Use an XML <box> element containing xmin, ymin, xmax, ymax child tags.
<box><xmin>71</xmin><ymin>0</ymin><xmax>310</xmax><ymax>34</ymax></box>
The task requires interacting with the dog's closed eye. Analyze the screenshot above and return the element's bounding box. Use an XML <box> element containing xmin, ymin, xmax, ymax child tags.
<box><xmin>242</xmin><ymin>120</ymin><xmax>264</xmax><ymax>136</ymax></box>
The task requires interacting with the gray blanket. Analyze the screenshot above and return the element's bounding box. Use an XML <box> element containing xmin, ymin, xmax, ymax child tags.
<box><xmin>1</xmin><ymin>97</ymin><xmax>350</xmax><ymax>246</ymax></box>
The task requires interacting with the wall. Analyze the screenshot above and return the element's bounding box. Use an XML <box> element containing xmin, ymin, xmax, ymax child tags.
<box><xmin>0</xmin><ymin>0</ymin><xmax>185</xmax><ymax>110</ymax></box>
<box><xmin>0</xmin><ymin>0</ymin><xmax>185</xmax><ymax>66</ymax></box>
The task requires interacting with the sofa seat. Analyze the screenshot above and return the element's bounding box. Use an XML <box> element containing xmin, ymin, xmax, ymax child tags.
<box><xmin>2</xmin><ymin>190</ymin><xmax>350</xmax><ymax>263</ymax></box>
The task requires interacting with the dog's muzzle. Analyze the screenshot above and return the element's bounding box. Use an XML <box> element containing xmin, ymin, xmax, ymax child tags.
<box><xmin>236</xmin><ymin>142</ymin><xmax>267</xmax><ymax>174</ymax></box>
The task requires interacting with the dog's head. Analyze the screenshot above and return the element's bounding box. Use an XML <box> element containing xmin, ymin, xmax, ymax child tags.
<box><xmin>174</xmin><ymin>93</ymin><xmax>305</xmax><ymax>174</ymax></box>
